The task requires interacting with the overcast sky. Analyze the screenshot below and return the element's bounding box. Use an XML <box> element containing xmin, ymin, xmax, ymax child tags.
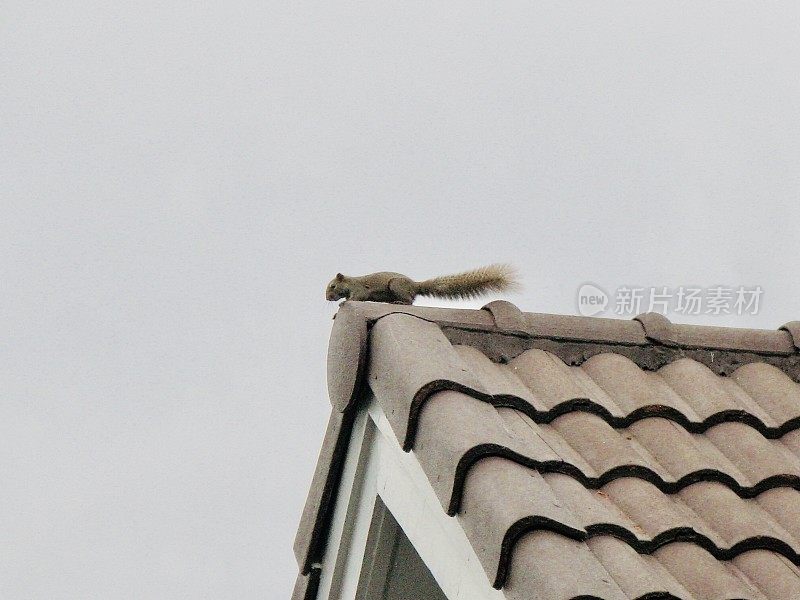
<box><xmin>3</xmin><ymin>2</ymin><xmax>800</xmax><ymax>598</ymax></box>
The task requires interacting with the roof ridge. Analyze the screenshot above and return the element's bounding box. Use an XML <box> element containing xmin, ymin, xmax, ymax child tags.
<box><xmin>328</xmin><ymin>302</ymin><xmax>800</xmax><ymax>412</ymax></box>
<box><xmin>340</xmin><ymin>300</ymin><xmax>798</xmax><ymax>353</ymax></box>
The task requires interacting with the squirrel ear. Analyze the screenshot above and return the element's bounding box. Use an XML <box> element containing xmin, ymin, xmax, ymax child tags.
<box><xmin>336</xmin><ymin>273</ymin><xmax>344</xmax><ymax>281</ymax></box>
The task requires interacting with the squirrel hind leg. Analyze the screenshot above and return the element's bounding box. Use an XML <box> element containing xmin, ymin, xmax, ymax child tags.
<box><xmin>387</xmin><ymin>278</ymin><xmax>416</xmax><ymax>305</ymax></box>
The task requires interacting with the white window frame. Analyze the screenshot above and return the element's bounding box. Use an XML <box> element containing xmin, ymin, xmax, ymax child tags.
<box><xmin>314</xmin><ymin>395</ymin><xmax>504</xmax><ymax>600</ymax></box>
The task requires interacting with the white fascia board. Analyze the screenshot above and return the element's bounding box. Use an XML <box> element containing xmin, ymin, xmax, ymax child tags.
<box><xmin>314</xmin><ymin>397</ymin><xmax>503</xmax><ymax>600</ymax></box>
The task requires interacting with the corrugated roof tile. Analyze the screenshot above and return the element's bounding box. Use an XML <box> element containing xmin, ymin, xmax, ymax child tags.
<box><xmin>732</xmin><ymin>551</ymin><xmax>800</xmax><ymax>600</ymax></box>
<box><xmin>413</xmin><ymin>390</ymin><xmax>561</xmax><ymax>514</ymax></box>
<box><xmin>459</xmin><ymin>457</ymin><xmax>584</xmax><ymax>585</ymax></box>
<box><xmin>703</xmin><ymin>422</ymin><xmax>800</xmax><ymax>485</ymax></box>
<box><xmin>298</xmin><ymin>306</ymin><xmax>800</xmax><ymax>599</ymax></box>
<box><xmin>581</xmin><ymin>353</ymin><xmax>701</xmax><ymax>419</ymax></box>
<box><xmin>362</xmin><ymin>311</ymin><xmax>800</xmax><ymax>597</ymax></box>
<box><xmin>654</xmin><ymin>543</ymin><xmax>768</xmax><ymax>600</ymax></box>
<box><xmin>506</xmin><ymin>532</ymin><xmax>631</xmax><ymax>600</ymax></box>
<box><xmin>453</xmin><ymin>345</ymin><xmax>542</xmax><ymax>408</ymax></box>
<box><xmin>732</xmin><ymin>362</ymin><xmax>800</xmax><ymax>425</ymax></box>
<box><xmin>510</xmin><ymin>349</ymin><xmax>628</xmax><ymax>417</ymax></box>
<box><xmin>756</xmin><ymin>487</ymin><xmax>800</xmax><ymax>540</ymax></box>
<box><xmin>584</xmin><ymin>535</ymin><xmax>691</xmax><ymax>599</ymax></box>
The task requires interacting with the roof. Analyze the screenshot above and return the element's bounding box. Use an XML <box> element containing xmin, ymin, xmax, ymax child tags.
<box><xmin>294</xmin><ymin>300</ymin><xmax>800</xmax><ymax>600</ymax></box>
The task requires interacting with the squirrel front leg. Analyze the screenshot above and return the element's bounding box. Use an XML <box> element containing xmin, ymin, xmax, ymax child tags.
<box><xmin>347</xmin><ymin>288</ymin><xmax>373</xmax><ymax>302</ymax></box>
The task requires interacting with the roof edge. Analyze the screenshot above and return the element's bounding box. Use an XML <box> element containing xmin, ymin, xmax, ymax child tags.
<box><xmin>327</xmin><ymin>301</ymin><xmax>798</xmax><ymax>413</ymax></box>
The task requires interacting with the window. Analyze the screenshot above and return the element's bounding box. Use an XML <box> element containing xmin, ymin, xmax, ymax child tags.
<box><xmin>357</xmin><ymin>499</ymin><xmax>447</xmax><ymax>600</ymax></box>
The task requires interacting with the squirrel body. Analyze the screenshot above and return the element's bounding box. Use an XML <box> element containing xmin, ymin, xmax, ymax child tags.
<box><xmin>325</xmin><ymin>264</ymin><xmax>519</xmax><ymax>305</ymax></box>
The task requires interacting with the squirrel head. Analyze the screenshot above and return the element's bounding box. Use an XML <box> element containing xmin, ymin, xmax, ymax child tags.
<box><xmin>325</xmin><ymin>273</ymin><xmax>349</xmax><ymax>301</ymax></box>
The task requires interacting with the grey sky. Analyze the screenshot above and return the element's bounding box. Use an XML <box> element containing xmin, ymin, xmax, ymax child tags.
<box><xmin>3</xmin><ymin>2</ymin><xmax>800</xmax><ymax>598</ymax></box>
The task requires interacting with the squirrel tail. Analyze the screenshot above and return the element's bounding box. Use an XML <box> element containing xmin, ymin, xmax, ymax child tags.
<box><xmin>415</xmin><ymin>264</ymin><xmax>520</xmax><ymax>300</ymax></box>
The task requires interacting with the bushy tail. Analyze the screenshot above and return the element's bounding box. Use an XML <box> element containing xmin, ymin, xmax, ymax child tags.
<box><xmin>415</xmin><ymin>264</ymin><xmax>520</xmax><ymax>300</ymax></box>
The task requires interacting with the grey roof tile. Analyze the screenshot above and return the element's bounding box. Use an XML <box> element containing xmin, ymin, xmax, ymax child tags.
<box><xmin>731</xmin><ymin>551</ymin><xmax>800</xmax><ymax>600</ymax></box>
<box><xmin>505</xmin><ymin>532</ymin><xmax>632</xmax><ymax>600</ymax></box>
<box><xmin>703</xmin><ymin>422</ymin><xmax>800</xmax><ymax>485</ymax></box>
<box><xmin>757</xmin><ymin>487</ymin><xmax>800</xmax><ymax>539</ymax></box>
<box><xmin>364</xmin><ymin>310</ymin><xmax>800</xmax><ymax>598</ymax></box>
<box><xmin>413</xmin><ymin>390</ymin><xmax>561</xmax><ymax>514</ymax></box>
<box><xmin>658</xmin><ymin>359</ymin><xmax>774</xmax><ymax>425</ymax></box>
<box><xmin>654</xmin><ymin>543</ymin><xmax>768</xmax><ymax>599</ymax></box>
<box><xmin>580</xmin><ymin>353</ymin><xmax>701</xmax><ymax>419</ymax></box>
<box><xmin>454</xmin><ymin>345</ymin><xmax>542</xmax><ymax>408</ymax></box>
<box><xmin>584</xmin><ymin>536</ymin><xmax>692</xmax><ymax>599</ymax></box>
<box><xmin>458</xmin><ymin>458</ymin><xmax>584</xmax><ymax>586</ymax></box>
<box><xmin>732</xmin><ymin>362</ymin><xmax>800</xmax><ymax>425</ymax></box>
<box><xmin>508</xmin><ymin>348</ymin><xmax>626</xmax><ymax>415</ymax></box>
<box><xmin>297</xmin><ymin>304</ymin><xmax>800</xmax><ymax>599</ymax></box>
<box><xmin>368</xmin><ymin>314</ymin><xmax>488</xmax><ymax>451</ymax></box>
<box><xmin>623</xmin><ymin>418</ymin><xmax>740</xmax><ymax>482</ymax></box>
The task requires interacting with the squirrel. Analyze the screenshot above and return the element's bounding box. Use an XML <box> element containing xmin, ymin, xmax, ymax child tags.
<box><xmin>325</xmin><ymin>264</ymin><xmax>519</xmax><ymax>305</ymax></box>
